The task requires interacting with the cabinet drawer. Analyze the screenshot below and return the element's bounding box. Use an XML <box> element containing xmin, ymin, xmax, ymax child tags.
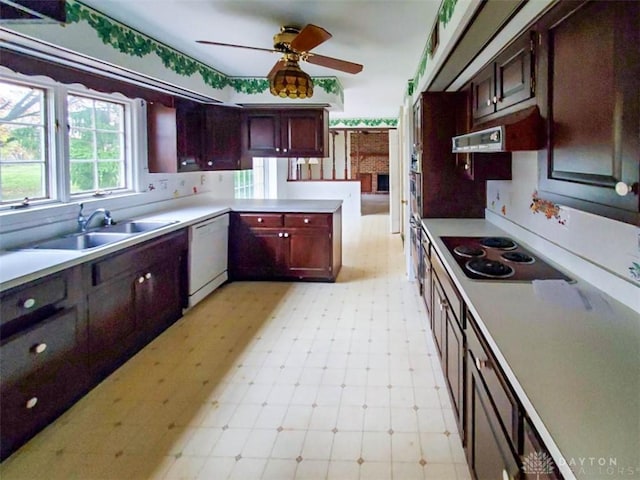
<box><xmin>467</xmin><ymin>313</ymin><xmax>518</xmax><ymax>447</ymax></box>
<box><xmin>1</xmin><ymin>274</ymin><xmax>67</xmax><ymax>325</ymax></box>
<box><xmin>1</xmin><ymin>347</ymin><xmax>88</xmax><ymax>460</ymax></box>
<box><xmin>431</xmin><ymin>251</ymin><xmax>463</xmax><ymax>322</ymax></box>
<box><xmin>1</xmin><ymin>308</ymin><xmax>82</xmax><ymax>385</ymax></box>
<box><xmin>239</xmin><ymin>213</ymin><xmax>283</xmax><ymax>228</ymax></box>
<box><xmin>92</xmin><ymin>230</ymin><xmax>187</xmax><ymax>285</ymax></box>
<box><xmin>284</xmin><ymin>213</ymin><xmax>331</xmax><ymax>228</ymax></box>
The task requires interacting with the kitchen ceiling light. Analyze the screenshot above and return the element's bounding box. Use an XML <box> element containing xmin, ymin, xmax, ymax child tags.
<box><xmin>269</xmin><ymin>60</ymin><xmax>314</xmax><ymax>99</ymax></box>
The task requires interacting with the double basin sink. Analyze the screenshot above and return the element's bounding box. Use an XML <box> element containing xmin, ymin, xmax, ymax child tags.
<box><xmin>25</xmin><ymin>221</ymin><xmax>177</xmax><ymax>251</ymax></box>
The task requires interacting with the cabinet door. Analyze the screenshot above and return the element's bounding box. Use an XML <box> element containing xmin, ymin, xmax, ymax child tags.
<box><xmin>467</xmin><ymin>355</ymin><xmax>521</xmax><ymax>480</ymax></box>
<box><xmin>135</xmin><ymin>256</ymin><xmax>183</xmax><ymax>339</ymax></box>
<box><xmin>282</xmin><ymin>110</ymin><xmax>327</xmax><ymax>157</ymax></box>
<box><xmin>243</xmin><ymin>111</ymin><xmax>280</xmax><ymax>156</ymax></box>
<box><xmin>538</xmin><ymin>0</ymin><xmax>640</xmax><ymax>225</ymax></box>
<box><xmin>431</xmin><ymin>279</ymin><xmax>447</xmax><ymax>357</ymax></box>
<box><xmin>176</xmin><ymin>99</ymin><xmax>203</xmax><ymax>172</ymax></box>
<box><xmin>495</xmin><ymin>34</ymin><xmax>533</xmax><ymax>112</ymax></box>
<box><xmin>284</xmin><ymin>228</ymin><xmax>332</xmax><ymax>279</ymax></box>
<box><xmin>229</xmin><ymin>226</ymin><xmax>283</xmax><ymax>279</ymax></box>
<box><xmin>147</xmin><ymin>102</ymin><xmax>178</xmax><ymax>173</ymax></box>
<box><xmin>203</xmin><ymin>105</ymin><xmax>243</xmax><ymax>170</ymax></box>
<box><xmin>471</xmin><ymin>63</ymin><xmax>496</xmax><ymax>120</ymax></box>
<box><xmin>87</xmin><ymin>275</ymin><xmax>137</xmax><ymax>379</ymax></box>
<box><xmin>445</xmin><ymin>311</ymin><xmax>464</xmax><ymax>430</ymax></box>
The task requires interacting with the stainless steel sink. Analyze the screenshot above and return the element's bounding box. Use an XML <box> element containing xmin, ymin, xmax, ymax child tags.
<box><xmin>29</xmin><ymin>232</ymin><xmax>133</xmax><ymax>250</ymax></box>
<box><xmin>100</xmin><ymin>220</ymin><xmax>177</xmax><ymax>234</ymax></box>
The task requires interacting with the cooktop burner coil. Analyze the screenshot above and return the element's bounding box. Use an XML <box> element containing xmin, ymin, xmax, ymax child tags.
<box><xmin>501</xmin><ymin>251</ymin><xmax>535</xmax><ymax>264</ymax></box>
<box><xmin>480</xmin><ymin>237</ymin><xmax>518</xmax><ymax>250</ymax></box>
<box><xmin>453</xmin><ymin>245</ymin><xmax>486</xmax><ymax>258</ymax></box>
<box><xmin>466</xmin><ymin>259</ymin><xmax>515</xmax><ymax>279</ymax></box>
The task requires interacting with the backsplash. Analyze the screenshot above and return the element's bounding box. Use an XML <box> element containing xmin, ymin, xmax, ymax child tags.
<box><xmin>0</xmin><ymin>170</ymin><xmax>236</xmax><ymax>250</ymax></box>
<box><xmin>486</xmin><ymin>151</ymin><xmax>640</xmax><ymax>289</ymax></box>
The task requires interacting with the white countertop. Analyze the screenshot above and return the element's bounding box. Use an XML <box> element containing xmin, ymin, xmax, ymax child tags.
<box><xmin>0</xmin><ymin>198</ymin><xmax>342</xmax><ymax>292</ymax></box>
<box><xmin>422</xmin><ymin>218</ymin><xmax>640</xmax><ymax>480</ymax></box>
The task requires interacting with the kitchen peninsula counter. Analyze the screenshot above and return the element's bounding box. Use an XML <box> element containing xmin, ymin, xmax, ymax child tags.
<box><xmin>422</xmin><ymin>217</ymin><xmax>640</xmax><ymax>480</ymax></box>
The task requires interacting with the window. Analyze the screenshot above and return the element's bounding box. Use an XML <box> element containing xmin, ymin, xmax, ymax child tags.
<box><xmin>68</xmin><ymin>94</ymin><xmax>126</xmax><ymax>195</ymax></box>
<box><xmin>0</xmin><ymin>73</ymin><xmax>134</xmax><ymax>207</ymax></box>
<box><xmin>234</xmin><ymin>168</ymin><xmax>254</xmax><ymax>199</ymax></box>
<box><xmin>234</xmin><ymin>158</ymin><xmax>270</xmax><ymax>199</ymax></box>
<box><xmin>0</xmin><ymin>81</ymin><xmax>48</xmax><ymax>203</ymax></box>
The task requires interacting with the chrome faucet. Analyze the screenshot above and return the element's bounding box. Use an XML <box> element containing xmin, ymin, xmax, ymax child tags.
<box><xmin>77</xmin><ymin>203</ymin><xmax>113</xmax><ymax>232</ymax></box>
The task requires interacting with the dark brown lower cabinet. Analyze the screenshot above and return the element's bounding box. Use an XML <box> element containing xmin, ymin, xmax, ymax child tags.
<box><xmin>467</xmin><ymin>359</ymin><xmax>520</xmax><ymax>480</ymax></box>
<box><xmin>427</xmin><ymin>249</ymin><xmax>564</xmax><ymax>479</ymax></box>
<box><xmin>87</xmin><ymin>230</ymin><xmax>187</xmax><ymax>380</ymax></box>
<box><xmin>229</xmin><ymin>210</ymin><xmax>341</xmax><ymax>282</ymax></box>
<box><xmin>0</xmin><ymin>267</ymin><xmax>89</xmax><ymax>461</ymax></box>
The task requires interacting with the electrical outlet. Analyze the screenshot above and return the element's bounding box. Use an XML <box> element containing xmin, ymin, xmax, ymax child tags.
<box><xmin>159</xmin><ymin>179</ymin><xmax>168</xmax><ymax>190</ymax></box>
<box><xmin>200</xmin><ymin>174</ymin><xmax>206</xmax><ymax>185</ymax></box>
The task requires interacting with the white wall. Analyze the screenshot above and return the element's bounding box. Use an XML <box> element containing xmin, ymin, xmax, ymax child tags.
<box><xmin>486</xmin><ymin>153</ymin><xmax>640</xmax><ymax>292</ymax></box>
<box><xmin>388</xmin><ymin>129</ymin><xmax>401</xmax><ymax>234</ymax></box>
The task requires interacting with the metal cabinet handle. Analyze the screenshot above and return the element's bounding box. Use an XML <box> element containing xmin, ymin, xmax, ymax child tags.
<box><xmin>181</xmin><ymin>161</ymin><xmax>187</xmax><ymax>166</ymax></box>
<box><xmin>278</xmin><ymin>232</ymin><xmax>284</xmax><ymax>238</ymax></box>
<box><xmin>32</xmin><ymin>343</ymin><xmax>47</xmax><ymax>355</ymax></box>
<box><xmin>23</xmin><ymin>298</ymin><xmax>36</xmax><ymax>309</ymax></box>
<box><xmin>486</xmin><ymin>99</ymin><xmax>492</xmax><ymax>107</ymax></box>
<box><xmin>284</xmin><ymin>233</ymin><xmax>289</xmax><ymax>238</ymax></box>
<box><xmin>493</xmin><ymin>96</ymin><xmax>498</xmax><ymax>104</ymax></box>
<box><xmin>26</xmin><ymin>397</ymin><xmax>38</xmax><ymax>409</ymax></box>
<box><xmin>304</xmin><ymin>218</ymin><xmax>310</xmax><ymax>224</ymax></box>
<box><xmin>138</xmin><ymin>276</ymin><xmax>145</xmax><ymax>284</ymax></box>
<box><xmin>283</xmin><ymin>148</ymin><xmax>288</xmax><ymax>153</ymax></box>
<box><xmin>207</xmin><ymin>161</ymin><xmax>213</xmax><ymax>166</ymax></box>
<box><xmin>145</xmin><ymin>272</ymin><xmax>152</xmax><ymax>280</ymax></box>
<box><xmin>615</xmin><ymin>182</ymin><xmax>638</xmax><ymax>196</ymax></box>
<box><xmin>257</xmin><ymin>217</ymin><xmax>263</xmax><ymax>223</ymax></box>
<box><xmin>439</xmin><ymin>299</ymin><xmax>448</xmax><ymax>311</ymax></box>
<box><xmin>475</xmin><ymin>357</ymin><xmax>489</xmax><ymax>370</ymax></box>
<box><xmin>275</xmin><ymin>147</ymin><xmax>280</xmax><ymax>152</ymax></box>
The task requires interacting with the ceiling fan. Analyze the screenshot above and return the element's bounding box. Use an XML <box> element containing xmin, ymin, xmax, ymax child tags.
<box><xmin>197</xmin><ymin>24</ymin><xmax>363</xmax><ymax>98</ymax></box>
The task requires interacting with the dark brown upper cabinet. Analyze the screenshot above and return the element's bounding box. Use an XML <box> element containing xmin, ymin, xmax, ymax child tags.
<box><xmin>148</xmin><ymin>100</ymin><xmax>245</xmax><ymax>173</ymax></box>
<box><xmin>147</xmin><ymin>102</ymin><xmax>179</xmax><ymax>174</ymax></box>
<box><xmin>203</xmin><ymin>105</ymin><xmax>246</xmax><ymax>170</ymax></box>
<box><xmin>241</xmin><ymin>108</ymin><xmax>329</xmax><ymax>158</ymax></box>
<box><xmin>471</xmin><ymin>32</ymin><xmax>536</xmax><ymax>123</ymax></box>
<box><xmin>537</xmin><ymin>0</ymin><xmax>639</xmax><ymax>225</ymax></box>
<box><xmin>0</xmin><ymin>0</ymin><xmax>65</xmax><ymax>23</ymax></box>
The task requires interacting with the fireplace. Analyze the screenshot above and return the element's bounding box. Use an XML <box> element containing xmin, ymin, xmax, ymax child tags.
<box><xmin>377</xmin><ymin>174</ymin><xmax>389</xmax><ymax>192</ymax></box>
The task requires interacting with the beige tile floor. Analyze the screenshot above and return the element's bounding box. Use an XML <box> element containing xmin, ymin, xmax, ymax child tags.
<box><xmin>0</xmin><ymin>213</ymin><xmax>471</xmax><ymax>480</ymax></box>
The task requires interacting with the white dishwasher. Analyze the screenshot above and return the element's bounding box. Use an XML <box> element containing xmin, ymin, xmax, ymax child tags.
<box><xmin>188</xmin><ymin>214</ymin><xmax>229</xmax><ymax>308</ymax></box>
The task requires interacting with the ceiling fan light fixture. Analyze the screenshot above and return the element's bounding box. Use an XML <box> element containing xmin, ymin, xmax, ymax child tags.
<box><xmin>269</xmin><ymin>61</ymin><xmax>314</xmax><ymax>99</ymax></box>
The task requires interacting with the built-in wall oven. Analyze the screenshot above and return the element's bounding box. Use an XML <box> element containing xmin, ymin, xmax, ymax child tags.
<box><xmin>409</xmin><ymin>170</ymin><xmax>422</xmax><ymax>219</ymax></box>
<box><xmin>409</xmin><ymin>215</ymin><xmax>422</xmax><ymax>293</ymax></box>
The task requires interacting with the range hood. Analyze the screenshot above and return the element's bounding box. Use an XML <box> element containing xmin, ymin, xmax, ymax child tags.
<box><xmin>452</xmin><ymin>106</ymin><xmax>543</xmax><ymax>153</ymax></box>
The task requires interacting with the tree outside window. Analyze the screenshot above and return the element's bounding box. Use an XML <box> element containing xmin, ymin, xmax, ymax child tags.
<box><xmin>0</xmin><ymin>80</ymin><xmax>47</xmax><ymax>203</ymax></box>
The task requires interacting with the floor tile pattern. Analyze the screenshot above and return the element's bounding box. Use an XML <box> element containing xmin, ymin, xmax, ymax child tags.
<box><xmin>0</xmin><ymin>213</ymin><xmax>471</xmax><ymax>479</ymax></box>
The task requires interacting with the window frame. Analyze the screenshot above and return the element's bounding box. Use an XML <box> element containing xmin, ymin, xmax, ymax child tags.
<box><xmin>0</xmin><ymin>70</ymin><xmax>137</xmax><ymax>209</ymax></box>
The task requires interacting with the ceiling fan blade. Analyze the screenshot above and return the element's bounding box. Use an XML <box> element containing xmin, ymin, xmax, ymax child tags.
<box><xmin>305</xmin><ymin>53</ymin><xmax>363</xmax><ymax>74</ymax></box>
<box><xmin>196</xmin><ymin>40</ymin><xmax>278</xmax><ymax>54</ymax></box>
<box><xmin>290</xmin><ymin>24</ymin><xmax>332</xmax><ymax>52</ymax></box>
<box><xmin>267</xmin><ymin>59</ymin><xmax>286</xmax><ymax>79</ymax></box>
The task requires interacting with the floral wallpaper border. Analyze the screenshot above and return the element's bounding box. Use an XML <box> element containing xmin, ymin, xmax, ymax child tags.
<box><xmin>69</xmin><ymin>1</ymin><xmax>343</xmax><ymax>99</ymax></box>
<box><xmin>410</xmin><ymin>0</ymin><xmax>459</xmax><ymax>94</ymax></box>
<box><xmin>329</xmin><ymin>118</ymin><xmax>398</xmax><ymax>128</ymax></box>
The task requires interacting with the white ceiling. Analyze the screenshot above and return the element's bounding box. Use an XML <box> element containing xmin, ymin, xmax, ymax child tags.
<box><xmin>78</xmin><ymin>0</ymin><xmax>441</xmax><ymax>120</ymax></box>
